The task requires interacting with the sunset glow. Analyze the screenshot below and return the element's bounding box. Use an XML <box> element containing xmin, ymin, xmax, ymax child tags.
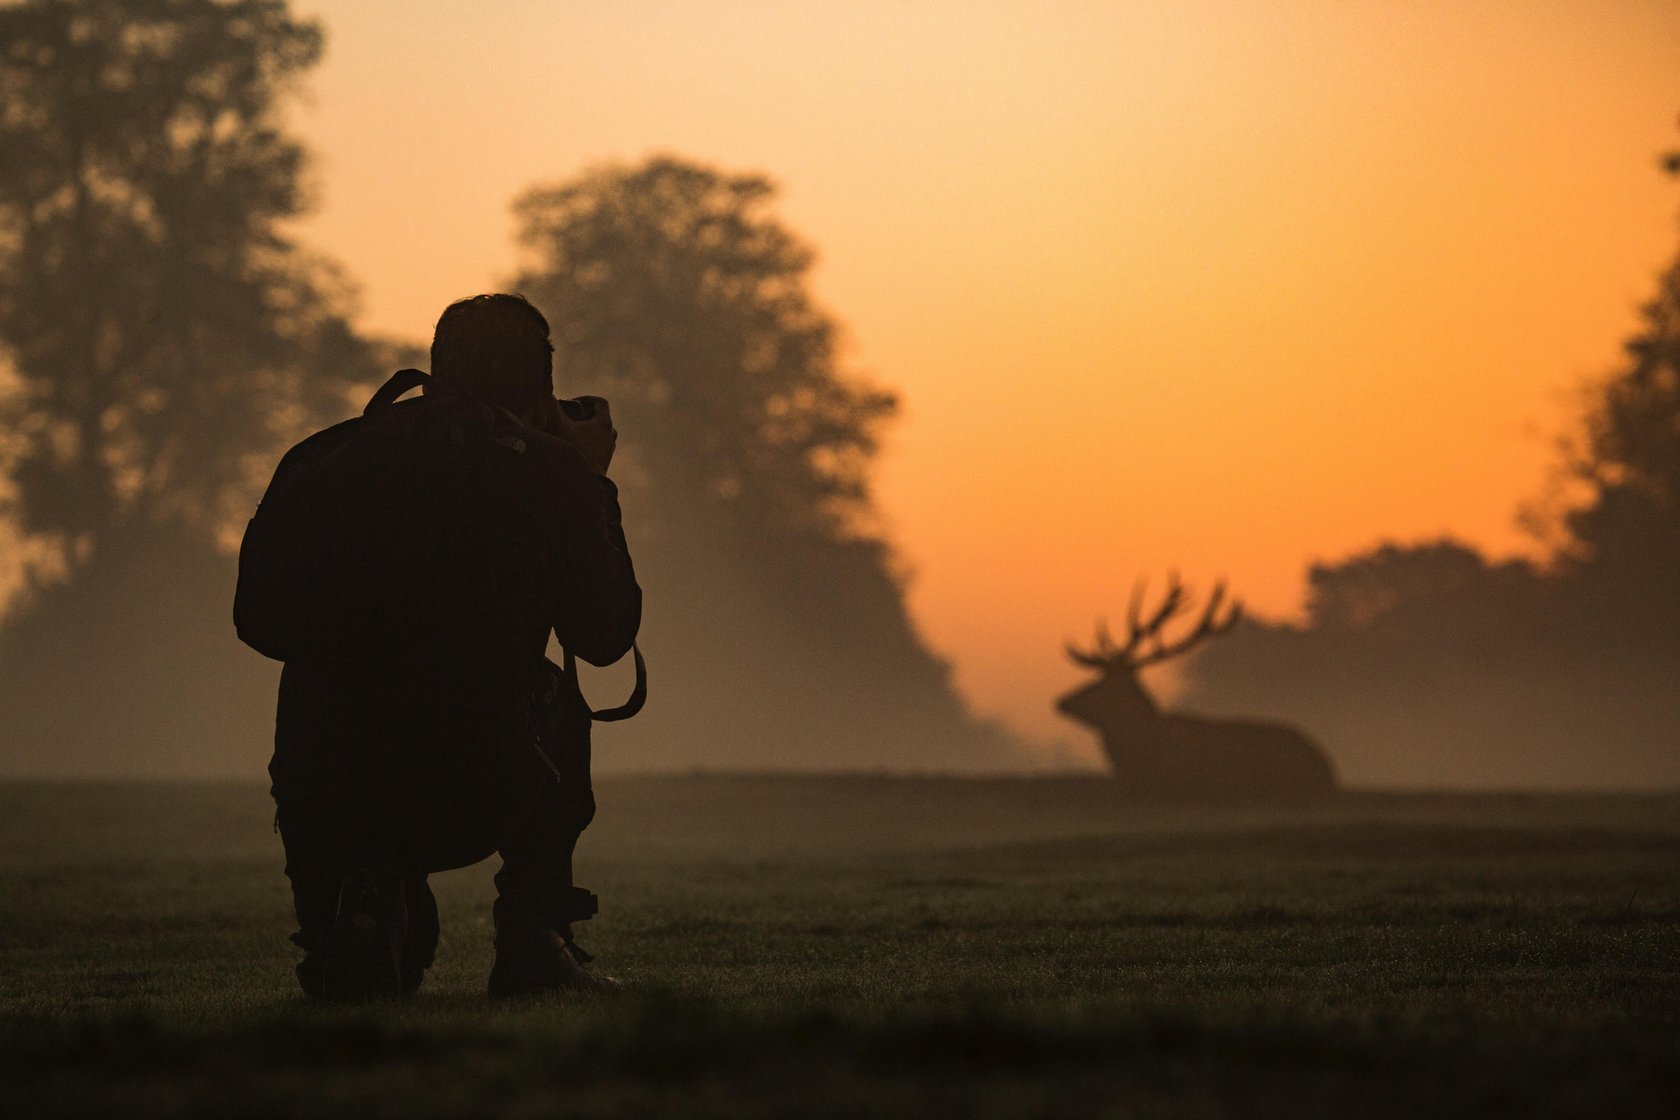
<box><xmin>291</xmin><ymin>0</ymin><xmax>1680</xmax><ymax>753</ymax></box>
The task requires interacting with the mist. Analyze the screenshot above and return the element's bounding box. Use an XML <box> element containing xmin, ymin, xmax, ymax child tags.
<box><xmin>1177</xmin><ymin>537</ymin><xmax>1680</xmax><ymax>790</ymax></box>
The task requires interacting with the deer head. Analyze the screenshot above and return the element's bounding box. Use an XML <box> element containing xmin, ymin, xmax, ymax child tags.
<box><xmin>1056</xmin><ymin>574</ymin><xmax>1243</xmax><ymax>733</ymax></box>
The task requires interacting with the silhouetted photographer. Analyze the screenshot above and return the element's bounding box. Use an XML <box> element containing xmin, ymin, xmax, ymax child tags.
<box><xmin>236</xmin><ymin>293</ymin><xmax>642</xmax><ymax>998</ymax></box>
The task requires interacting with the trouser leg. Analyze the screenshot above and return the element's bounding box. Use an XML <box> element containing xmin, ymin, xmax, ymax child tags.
<box><xmin>485</xmin><ymin>761</ymin><xmax>616</xmax><ymax>995</ymax></box>
<box><xmin>275</xmin><ymin>798</ymin><xmax>438</xmax><ymax>996</ymax></box>
<box><xmin>493</xmin><ymin>657</ymin><xmax>599</xmax><ymax>935</ymax></box>
<box><xmin>492</xmin><ymin>767</ymin><xmax>598</xmax><ymax>934</ymax></box>
<box><xmin>275</xmin><ymin>799</ymin><xmax>343</xmax><ymax>985</ymax></box>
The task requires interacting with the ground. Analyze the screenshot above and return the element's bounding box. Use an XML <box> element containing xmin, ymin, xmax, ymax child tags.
<box><xmin>1</xmin><ymin>777</ymin><xmax>1676</xmax><ymax>1118</ymax></box>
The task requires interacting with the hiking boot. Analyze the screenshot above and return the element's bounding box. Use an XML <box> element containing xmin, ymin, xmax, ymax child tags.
<box><xmin>488</xmin><ymin>902</ymin><xmax>619</xmax><ymax>997</ymax></box>
<box><xmin>291</xmin><ymin>871</ymin><xmax>432</xmax><ymax>998</ymax></box>
<box><xmin>320</xmin><ymin>849</ymin><xmax>408</xmax><ymax>1000</ymax></box>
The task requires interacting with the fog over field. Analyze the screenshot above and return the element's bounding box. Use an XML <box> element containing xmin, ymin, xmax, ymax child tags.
<box><xmin>4</xmin><ymin>778</ymin><xmax>1677</xmax><ymax>1117</ymax></box>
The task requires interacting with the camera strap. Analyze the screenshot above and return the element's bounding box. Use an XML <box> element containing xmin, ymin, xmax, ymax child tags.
<box><xmin>562</xmin><ymin>643</ymin><xmax>648</xmax><ymax>722</ymax></box>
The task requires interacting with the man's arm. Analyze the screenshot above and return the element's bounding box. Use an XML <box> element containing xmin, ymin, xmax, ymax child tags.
<box><xmin>527</xmin><ymin>425</ymin><xmax>641</xmax><ymax>667</ymax></box>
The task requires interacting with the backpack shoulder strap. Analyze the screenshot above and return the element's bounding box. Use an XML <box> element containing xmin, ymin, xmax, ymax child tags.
<box><xmin>364</xmin><ymin>368</ymin><xmax>431</xmax><ymax>416</ymax></box>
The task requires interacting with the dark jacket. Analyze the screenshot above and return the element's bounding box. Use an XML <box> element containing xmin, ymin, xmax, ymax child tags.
<box><xmin>267</xmin><ymin>391</ymin><xmax>640</xmax><ymax>822</ymax></box>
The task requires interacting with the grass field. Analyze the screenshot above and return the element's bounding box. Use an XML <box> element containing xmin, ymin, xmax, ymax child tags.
<box><xmin>1</xmin><ymin>777</ymin><xmax>1677</xmax><ymax>1118</ymax></box>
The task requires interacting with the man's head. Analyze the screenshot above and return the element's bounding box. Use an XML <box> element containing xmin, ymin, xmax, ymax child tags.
<box><xmin>430</xmin><ymin>293</ymin><xmax>553</xmax><ymax>415</ymax></box>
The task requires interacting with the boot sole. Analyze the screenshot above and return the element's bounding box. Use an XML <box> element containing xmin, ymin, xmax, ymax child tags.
<box><xmin>488</xmin><ymin>939</ymin><xmax>620</xmax><ymax>997</ymax></box>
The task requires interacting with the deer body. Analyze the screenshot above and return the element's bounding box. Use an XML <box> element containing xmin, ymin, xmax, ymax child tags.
<box><xmin>1058</xmin><ymin>577</ymin><xmax>1336</xmax><ymax>800</ymax></box>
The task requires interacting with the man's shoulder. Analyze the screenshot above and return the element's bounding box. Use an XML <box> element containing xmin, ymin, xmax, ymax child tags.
<box><xmin>359</xmin><ymin>393</ymin><xmax>524</xmax><ymax>468</ymax></box>
<box><xmin>496</xmin><ymin>426</ymin><xmax>604</xmax><ymax>487</ymax></box>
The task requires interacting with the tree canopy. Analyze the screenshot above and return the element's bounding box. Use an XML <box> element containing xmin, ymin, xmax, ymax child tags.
<box><xmin>1558</xmin><ymin>161</ymin><xmax>1680</xmax><ymax>627</ymax></box>
<box><xmin>512</xmin><ymin>156</ymin><xmax>897</xmax><ymax>547</ymax></box>
<box><xmin>0</xmin><ymin>0</ymin><xmax>380</xmax><ymax>590</ymax></box>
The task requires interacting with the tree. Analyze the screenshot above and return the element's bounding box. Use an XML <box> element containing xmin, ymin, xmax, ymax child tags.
<box><xmin>1300</xmin><ymin>540</ymin><xmax>1521</xmax><ymax>631</ymax></box>
<box><xmin>0</xmin><ymin>0</ymin><xmax>386</xmax><ymax>775</ymax></box>
<box><xmin>512</xmin><ymin>156</ymin><xmax>1019</xmax><ymax>769</ymax></box>
<box><xmin>1556</xmin><ymin>155</ymin><xmax>1680</xmax><ymax>635</ymax></box>
<box><xmin>0</xmin><ymin>0</ymin><xmax>377</xmax><ymax>578</ymax></box>
<box><xmin>512</xmin><ymin>157</ymin><xmax>896</xmax><ymax>545</ymax></box>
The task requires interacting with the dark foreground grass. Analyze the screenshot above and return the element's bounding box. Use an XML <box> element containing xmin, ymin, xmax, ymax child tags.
<box><xmin>1</xmin><ymin>778</ymin><xmax>1676</xmax><ymax>1118</ymax></box>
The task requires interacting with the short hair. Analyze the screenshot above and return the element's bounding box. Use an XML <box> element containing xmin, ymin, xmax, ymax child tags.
<box><xmin>430</xmin><ymin>293</ymin><xmax>553</xmax><ymax>414</ymax></box>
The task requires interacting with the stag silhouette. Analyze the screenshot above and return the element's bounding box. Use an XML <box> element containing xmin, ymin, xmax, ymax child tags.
<box><xmin>1057</xmin><ymin>576</ymin><xmax>1336</xmax><ymax>799</ymax></box>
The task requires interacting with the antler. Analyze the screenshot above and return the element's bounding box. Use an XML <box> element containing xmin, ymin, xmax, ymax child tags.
<box><xmin>1123</xmin><ymin>571</ymin><xmax>1190</xmax><ymax>658</ymax></box>
<box><xmin>1066</xmin><ymin>574</ymin><xmax>1243</xmax><ymax>671</ymax></box>
<box><xmin>1065</xmin><ymin>616</ymin><xmax>1121</xmax><ymax>668</ymax></box>
<box><xmin>1130</xmin><ymin>579</ymin><xmax>1242</xmax><ymax>668</ymax></box>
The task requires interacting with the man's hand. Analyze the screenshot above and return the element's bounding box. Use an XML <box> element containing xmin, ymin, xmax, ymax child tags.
<box><xmin>537</xmin><ymin>395</ymin><xmax>616</xmax><ymax>475</ymax></box>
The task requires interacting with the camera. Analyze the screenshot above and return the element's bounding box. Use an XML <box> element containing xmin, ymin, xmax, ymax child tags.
<box><xmin>557</xmin><ymin>397</ymin><xmax>597</xmax><ymax>422</ymax></box>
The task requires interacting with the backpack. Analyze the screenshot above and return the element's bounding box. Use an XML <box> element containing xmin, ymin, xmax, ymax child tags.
<box><xmin>234</xmin><ymin>369</ymin><xmax>646</xmax><ymax>719</ymax></box>
<box><xmin>235</xmin><ymin>368</ymin><xmax>450</xmax><ymax>662</ymax></box>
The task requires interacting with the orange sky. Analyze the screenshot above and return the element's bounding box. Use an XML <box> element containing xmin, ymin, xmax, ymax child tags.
<box><xmin>290</xmin><ymin>0</ymin><xmax>1679</xmax><ymax>757</ymax></box>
